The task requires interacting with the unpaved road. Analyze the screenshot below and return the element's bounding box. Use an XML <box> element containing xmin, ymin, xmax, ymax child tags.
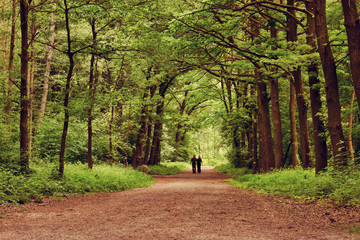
<box><xmin>1</xmin><ymin>166</ymin><xmax>359</xmax><ymax>240</ymax></box>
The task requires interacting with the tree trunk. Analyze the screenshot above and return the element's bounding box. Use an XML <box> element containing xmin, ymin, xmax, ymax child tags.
<box><xmin>87</xmin><ymin>54</ymin><xmax>95</xmax><ymax>169</ymax></box>
<box><xmin>149</xmin><ymin>101</ymin><xmax>164</xmax><ymax>165</ymax></box>
<box><xmin>132</xmin><ymin>92</ymin><xmax>149</xmax><ymax>169</ymax></box>
<box><xmin>287</xmin><ymin>0</ymin><xmax>299</xmax><ymax>168</ymax></box>
<box><xmin>287</xmin><ymin>0</ymin><xmax>312</xmax><ymax>168</ymax></box>
<box><xmin>109</xmin><ymin>106</ymin><xmax>114</xmax><ymax>165</ymax></box>
<box><xmin>87</xmin><ymin>19</ymin><xmax>98</xmax><ymax>170</ymax></box>
<box><xmin>144</xmin><ymin>86</ymin><xmax>157</xmax><ymax>165</ymax></box>
<box><xmin>306</xmin><ymin>1</ymin><xmax>328</xmax><ymax>174</ymax></box>
<box><xmin>294</xmin><ymin>69</ymin><xmax>312</xmax><ymax>168</ymax></box>
<box><xmin>59</xmin><ymin>0</ymin><xmax>74</xmax><ymax>177</ymax></box>
<box><xmin>19</xmin><ymin>0</ymin><xmax>31</xmax><ymax>172</ymax></box>
<box><xmin>125</xmin><ymin>104</ymin><xmax>131</xmax><ymax>167</ymax></box>
<box><xmin>289</xmin><ymin>78</ymin><xmax>299</xmax><ymax>167</ymax></box>
<box><xmin>269</xmin><ymin>26</ymin><xmax>284</xmax><ymax>169</ymax></box>
<box><xmin>143</xmin><ymin>120</ymin><xmax>152</xmax><ymax>165</ymax></box>
<box><xmin>257</xmin><ymin>79</ymin><xmax>275</xmax><ymax>172</ymax></box>
<box><xmin>348</xmin><ymin>89</ymin><xmax>355</xmax><ymax>164</ymax></box>
<box><xmin>6</xmin><ymin>0</ymin><xmax>16</xmax><ymax>124</ymax></box>
<box><xmin>340</xmin><ymin>0</ymin><xmax>360</xmax><ymax>111</ymax></box>
<box><xmin>28</xmin><ymin>18</ymin><xmax>36</xmax><ymax>160</ymax></box>
<box><xmin>314</xmin><ymin>0</ymin><xmax>348</xmax><ymax>168</ymax></box>
<box><xmin>38</xmin><ymin>0</ymin><xmax>56</xmax><ymax>125</ymax></box>
<box><xmin>1</xmin><ymin>0</ymin><xmax>7</xmax><ymax>96</ymax></box>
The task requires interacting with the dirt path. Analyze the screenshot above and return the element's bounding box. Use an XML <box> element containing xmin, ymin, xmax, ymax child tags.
<box><xmin>1</xmin><ymin>166</ymin><xmax>359</xmax><ymax>240</ymax></box>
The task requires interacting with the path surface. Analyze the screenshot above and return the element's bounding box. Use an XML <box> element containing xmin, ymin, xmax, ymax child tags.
<box><xmin>1</xmin><ymin>167</ymin><xmax>359</xmax><ymax>240</ymax></box>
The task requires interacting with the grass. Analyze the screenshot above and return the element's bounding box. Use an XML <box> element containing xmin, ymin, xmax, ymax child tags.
<box><xmin>349</xmin><ymin>225</ymin><xmax>360</xmax><ymax>233</ymax></box>
<box><xmin>0</xmin><ymin>163</ymin><xmax>155</xmax><ymax>204</ymax></box>
<box><xmin>215</xmin><ymin>163</ymin><xmax>360</xmax><ymax>205</ymax></box>
<box><xmin>148</xmin><ymin>162</ymin><xmax>188</xmax><ymax>175</ymax></box>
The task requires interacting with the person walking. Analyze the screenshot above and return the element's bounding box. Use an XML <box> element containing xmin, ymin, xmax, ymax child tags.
<box><xmin>196</xmin><ymin>155</ymin><xmax>202</xmax><ymax>174</ymax></box>
<box><xmin>191</xmin><ymin>155</ymin><xmax>197</xmax><ymax>174</ymax></box>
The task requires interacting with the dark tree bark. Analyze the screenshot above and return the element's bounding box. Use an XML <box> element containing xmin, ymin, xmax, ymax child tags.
<box><xmin>109</xmin><ymin>106</ymin><xmax>114</xmax><ymax>165</ymax></box>
<box><xmin>289</xmin><ymin>78</ymin><xmax>299</xmax><ymax>167</ymax></box>
<box><xmin>149</xmin><ymin>76</ymin><xmax>176</xmax><ymax>165</ymax></box>
<box><xmin>144</xmin><ymin>86</ymin><xmax>157</xmax><ymax>165</ymax></box>
<box><xmin>149</xmin><ymin>101</ymin><xmax>164</xmax><ymax>166</ymax></box>
<box><xmin>19</xmin><ymin>0</ymin><xmax>31</xmax><ymax>172</ymax></box>
<box><xmin>87</xmin><ymin>19</ymin><xmax>98</xmax><ymax>170</ymax></box>
<box><xmin>340</xmin><ymin>0</ymin><xmax>360</xmax><ymax>111</ymax></box>
<box><xmin>59</xmin><ymin>0</ymin><xmax>75</xmax><ymax>176</ymax></box>
<box><xmin>1</xmin><ymin>0</ymin><xmax>7</xmax><ymax>95</ymax></box>
<box><xmin>305</xmin><ymin>1</ymin><xmax>328</xmax><ymax>174</ymax></box>
<box><xmin>348</xmin><ymin>90</ymin><xmax>355</xmax><ymax>164</ymax></box>
<box><xmin>132</xmin><ymin>91</ymin><xmax>149</xmax><ymax>169</ymax></box>
<box><xmin>269</xmin><ymin>26</ymin><xmax>284</xmax><ymax>169</ymax></box>
<box><xmin>257</xmin><ymin>79</ymin><xmax>275</xmax><ymax>172</ymax></box>
<box><xmin>287</xmin><ymin>0</ymin><xmax>312</xmax><ymax>168</ymax></box>
<box><xmin>314</xmin><ymin>0</ymin><xmax>348</xmax><ymax>168</ymax></box>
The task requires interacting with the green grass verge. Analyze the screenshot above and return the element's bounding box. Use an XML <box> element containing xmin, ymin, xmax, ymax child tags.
<box><xmin>0</xmin><ymin>163</ymin><xmax>155</xmax><ymax>204</ymax></box>
<box><xmin>148</xmin><ymin>162</ymin><xmax>188</xmax><ymax>175</ymax></box>
<box><xmin>215</xmin><ymin>164</ymin><xmax>360</xmax><ymax>205</ymax></box>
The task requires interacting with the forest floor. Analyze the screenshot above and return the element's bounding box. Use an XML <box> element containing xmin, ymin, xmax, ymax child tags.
<box><xmin>1</xmin><ymin>166</ymin><xmax>360</xmax><ymax>240</ymax></box>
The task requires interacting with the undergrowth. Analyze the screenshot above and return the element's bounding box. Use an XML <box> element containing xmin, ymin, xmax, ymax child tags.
<box><xmin>148</xmin><ymin>162</ymin><xmax>188</xmax><ymax>175</ymax></box>
<box><xmin>215</xmin><ymin>163</ymin><xmax>360</xmax><ymax>205</ymax></box>
<box><xmin>0</xmin><ymin>163</ymin><xmax>155</xmax><ymax>204</ymax></box>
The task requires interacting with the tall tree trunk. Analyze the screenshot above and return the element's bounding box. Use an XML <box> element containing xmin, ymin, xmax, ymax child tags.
<box><xmin>287</xmin><ymin>0</ymin><xmax>312</xmax><ymax>168</ymax></box>
<box><xmin>287</xmin><ymin>0</ymin><xmax>299</xmax><ymax>167</ymax></box>
<box><xmin>294</xmin><ymin>69</ymin><xmax>312</xmax><ymax>168</ymax></box>
<box><xmin>143</xmin><ymin>120</ymin><xmax>152</xmax><ymax>166</ymax></box>
<box><xmin>270</xmin><ymin>76</ymin><xmax>284</xmax><ymax>169</ymax></box>
<box><xmin>87</xmin><ymin>19</ymin><xmax>98</xmax><ymax>170</ymax></box>
<box><xmin>144</xmin><ymin>86</ymin><xmax>157</xmax><ymax>165</ymax></box>
<box><xmin>6</xmin><ymin>0</ymin><xmax>16</xmax><ymax>124</ymax></box>
<box><xmin>257</xmin><ymin>79</ymin><xmax>275</xmax><ymax>172</ymax></box>
<box><xmin>19</xmin><ymin>0</ymin><xmax>31</xmax><ymax>172</ymax></box>
<box><xmin>306</xmin><ymin>1</ymin><xmax>328</xmax><ymax>174</ymax></box>
<box><xmin>87</xmin><ymin>55</ymin><xmax>95</xmax><ymax>169</ymax></box>
<box><xmin>38</xmin><ymin>0</ymin><xmax>56</xmax><ymax>125</ymax></box>
<box><xmin>109</xmin><ymin>106</ymin><xmax>114</xmax><ymax>165</ymax></box>
<box><xmin>149</xmin><ymin>101</ymin><xmax>164</xmax><ymax>165</ymax></box>
<box><xmin>59</xmin><ymin>0</ymin><xmax>75</xmax><ymax>176</ymax></box>
<box><xmin>348</xmin><ymin>89</ymin><xmax>355</xmax><ymax>164</ymax></box>
<box><xmin>28</xmin><ymin>18</ymin><xmax>36</xmax><ymax>160</ymax></box>
<box><xmin>125</xmin><ymin>104</ymin><xmax>131</xmax><ymax>167</ymax></box>
<box><xmin>340</xmin><ymin>0</ymin><xmax>360</xmax><ymax>111</ymax></box>
<box><xmin>289</xmin><ymin>78</ymin><xmax>299</xmax><ymax>167</ymax></box>
<box><xmin>1</xmin><ymin>0</ymin><xmax>7</xmax><ymax>96</ymax></box>
<box><xmin>132</xmin><ymin>91</ymin><xmax>149</xmax><ymax>169</ymax></box>
<box><xmin>314</xmin><ymin>0</ymin><xmax>348</xmax><ymax>168</ymax></box>
<box><xmin>269</xmin><ymin>26</ymin><xmax>284</xmax><ymax>169</ymax></box>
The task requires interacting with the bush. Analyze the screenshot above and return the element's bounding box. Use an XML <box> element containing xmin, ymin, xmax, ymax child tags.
<box><xmin>216</xmin><ymin>164</ymin><xmax>360</xmax><ymax>205</ymax></box>
<box><xmin>0</xmin><ymin>163</ymin><xmax>155</xmax><ymax>204</ymax></box>
<box><xmin>148</xmin><ymin>163</ymin><xmax>187</xmax><ymax>175</ymax></box>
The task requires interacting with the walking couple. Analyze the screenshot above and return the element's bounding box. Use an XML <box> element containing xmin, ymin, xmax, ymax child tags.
<box><xmin>191</xmin><ymin>155</ymin><xmax>202</xmax><ymax>174</ymax></box>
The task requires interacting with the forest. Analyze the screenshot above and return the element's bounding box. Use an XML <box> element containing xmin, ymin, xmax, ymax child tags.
<box><xmin>1</xmin><ymin>0</ymin><xmax>360</xmax><ymax>204</ymax></box>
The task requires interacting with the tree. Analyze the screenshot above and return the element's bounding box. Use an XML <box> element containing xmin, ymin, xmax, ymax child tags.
<box><xmin>340</xmin><ymin>0</ymin><xmax>360</xmax><ymax>112</ymax></box>
<box><xmin>19</xmin><ymin>0</ymin><xmax>32</xmax><ymax>172</ymax></box>
<box><xmin>313</xmin><ymin>0</ymin><xmax>348</xmax><ymax>168</ymax></box>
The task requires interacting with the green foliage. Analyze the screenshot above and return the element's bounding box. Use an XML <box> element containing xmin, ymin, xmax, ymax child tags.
<box><xmin>0</xmin><ymin>163</ymin><xmax>155</xmax><ymax>204</ymax></box>
<box><xmin>215</xmin><ymin>163</ymin><xmax>252</xmax><ymax>177</ymax></box>
<box><xmin>0</xmin><ymin>123</ymin><xmax>19</xmax><ymax>168</ymax></box>
<box><xmin>216</xmin><ymin>164</ymin><xmax>360</xmax><ymax>205</ymax></box>
<box><xmin>148</xmin><ymin>162</ymin><xmax>188</xmax><ymax>175</ymax></box>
